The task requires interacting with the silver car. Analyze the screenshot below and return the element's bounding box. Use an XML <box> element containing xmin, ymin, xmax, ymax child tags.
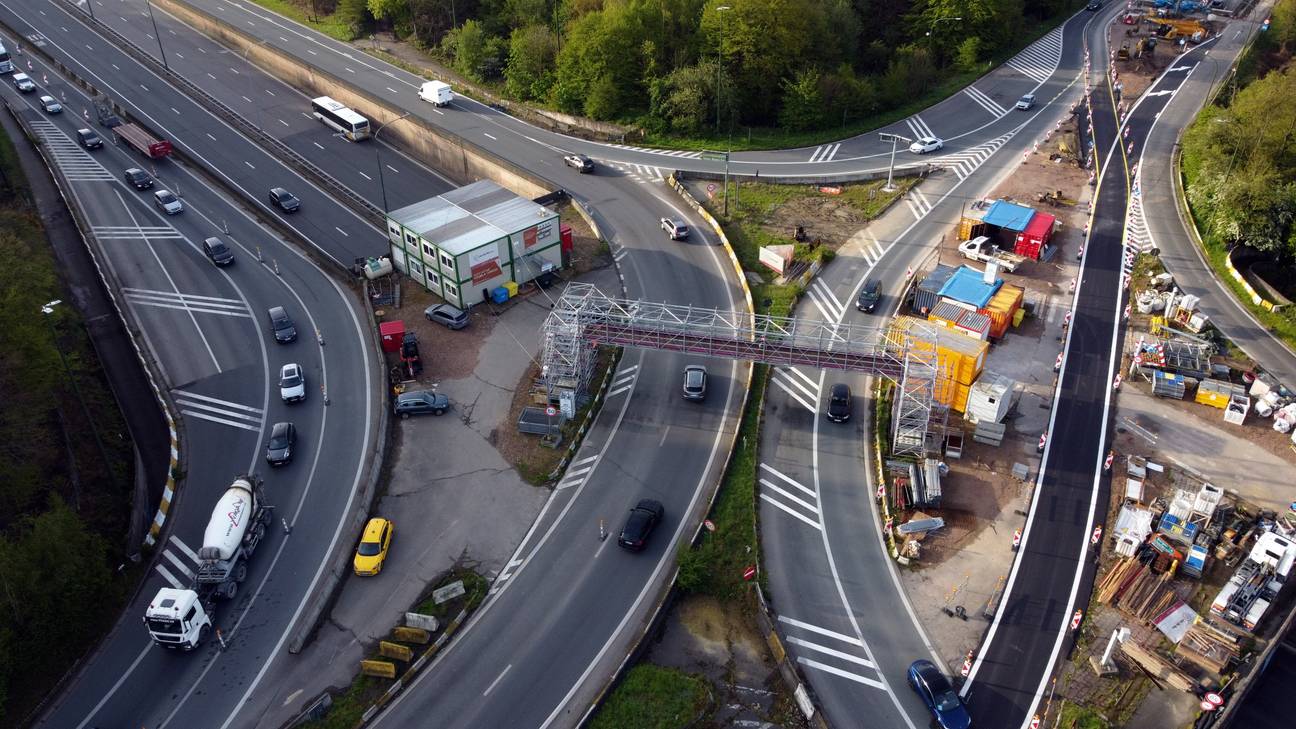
<box><xmin>154</xmin><ymin>189</ymin><xmax>184</xmax><ymax>215</ymax></box>
<box><xmin>682</xmin><ymin>365</ymin><xmax>708</xmax><ymax>401</ymax></box>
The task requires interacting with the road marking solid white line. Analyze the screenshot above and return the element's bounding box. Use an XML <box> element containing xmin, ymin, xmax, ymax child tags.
<box><xmin>778</xmin><ymin>615</ymin><xmax>865</xmax><ymax>646</ymax></box>
<box><xmin>759</xmin><ymin>472</ymin><xmax>815</xmax><ymax>501</ymax></box>
<box><xmin>658</xmin><ymin>425</ymin><xmax>671</xmax><ymax>447</ymax></box>
<box><xmin>772</xmin><ymin>369</ymin><xmax>819</xmax><ymax>404</ymax></box>
<box><xmin>759</xmin><ymin>480</ymin><xmax>818</xmax><ymax>514</ymax></box>
<box><xmin>758</xmin><ymin>463</ymin><xmax>814</xmax><ymax>496</ymax></box>
<box><xmin>769</xmin><ymin>375</ymin><xmax>817</xmax><ymax>412</ymax></box>
<box><xmin>174</xmin><ymin>399</ymin><xmax>263</xmax><ymax>422</ymax></box>
<box><xmin>483</xmin><ymin>664</ymin><xmax>512</xmax><ymax>696</ymax></box>
<box><xmin>796</xmin><ymin>657</ymin><xmax>887</xmax><ymax>689</ymax></box>
<box><xmin>786</xmin><ymin>636</ymin><xmax>875</xmax><ymax>668</ymax></box>
<box><xmin>169</xmin><ymin>535</ymin><xmax>199</xmax><ymax>563</ymax></box>
<box><xmin>180</xmin><ymin>410</ymin><xmax>264</xmax><ymax>432</ymax></box>
<box><xmin>607</xmin><ymin>385</ymin><xmax>633</xmax><ymax>398</ymax></box>
<box><xmin>572</xmin><ymin>455</ymin><xmax>599</xmax><ymax>468</ymax></box>
<box><xmin>759</xmin><ymin>494</ymin><xmax>822</xmax><ymax>530</ymax></box>
<box><xmin>780</xmin><ymin>366</ymin><xmax>819</xmax><ymax>392</ymax></box>
<box><xmin>162</xmin><ymin>549</ymin><xmax>194</xmax><ymax>579</ymax></box>
<box><xmin>154</xmin><ymin>563</ymin><xmax>183</xmax><ymax>589</ymax></box>
<box><xmin>172</xmin><ymin>390</ymin><xmax>264</xmax><ymax>412</ymax></box>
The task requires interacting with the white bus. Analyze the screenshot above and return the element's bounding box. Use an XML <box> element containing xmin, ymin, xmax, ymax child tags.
<box><xmin>310</xmin><ymin>96</ymin><xmax>370</xmax><ymax>141</ymax></box>
<box><xmin>0</xmin><ymin>43</ymin><xmax>14</xmax><ymax>74</ymax></box>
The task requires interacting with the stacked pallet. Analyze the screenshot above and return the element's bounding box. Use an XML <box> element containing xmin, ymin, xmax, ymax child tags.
<box><xmin>1096</xmin><ymin>558</ymin><xmax>1180</xmax><ymax>621</ymax></box>
<box><xmin>1176</xmin><ymin>620</ymin><xmax>1241</xmax><ymax>674</ymax></box>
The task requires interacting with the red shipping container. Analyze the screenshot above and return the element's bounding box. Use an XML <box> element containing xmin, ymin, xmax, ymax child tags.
<box><xmin>379</xmin><ymin>320</ymin><xmax>405</xmax><ymax>353</ymax></box>
<box><xmin>1014</xmin><ymin>212</ymin><xmax>1056</xmax><ymax>260</ymax></box>
<box><xmin>560</xmin><ymin>224</ymin><xmax>574</xmax><ymax>253</ymax></box>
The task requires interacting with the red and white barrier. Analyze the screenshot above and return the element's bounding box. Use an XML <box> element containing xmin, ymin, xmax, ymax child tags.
<box><xmin>1071</xmin><ymin>610</ymin><xmax>1084</xmax><ymax>630</ymax></box>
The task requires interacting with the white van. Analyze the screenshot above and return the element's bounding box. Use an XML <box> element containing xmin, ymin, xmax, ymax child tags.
<box><xmin>419</xmin><ymin>80</ymin><xmax>453</xmax><ymax>107</ymax></box>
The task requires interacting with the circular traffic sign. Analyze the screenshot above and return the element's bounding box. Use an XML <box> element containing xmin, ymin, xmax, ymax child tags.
<box><xmin>545</xmin><ymin>406</ymin><xmax>557</xmax><ymax>417</ymax></box>
<box><xmin>704</xmin><ymin>519</ymin><xmax>716</xmax><ymax>532</ymax></box>
<box><xmin>1200</xmin><ymin>700</ymin><xmax>1216</xmax><ymax>712</ymax></box>
<box><xmin>1205</xmin><ymin>692</ymin><xmax>1223</xmax><ymax>707</ymax></box>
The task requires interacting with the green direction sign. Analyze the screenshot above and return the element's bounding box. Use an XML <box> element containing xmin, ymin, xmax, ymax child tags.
<box><xmin>699</xmin><ymin>150</ymin><xmax>729</xmax><ymax>161</ymax></box>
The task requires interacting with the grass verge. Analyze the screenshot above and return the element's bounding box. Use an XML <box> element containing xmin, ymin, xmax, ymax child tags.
<box><xmin>247</xmin><ymin>0</ymin><xmax>357</xmax><ymax>41</ymax></box>
<box><xmin>1056</xmin><ymin>700</ymin><xmax>1112</xmax><ymax>729</ymax></box>
<box><xmin>588</xmin><ymin>664</ymin><xmax>710</xmax><ymax>729</ymax></box>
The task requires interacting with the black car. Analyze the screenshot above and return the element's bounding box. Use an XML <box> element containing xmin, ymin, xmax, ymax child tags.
<box><xmin>1086</xmin><ymin>0</ymin><xmax>1102</xmax><ymax>9</ymax></box>
<box><xmin>563</xmin><ymin>153</ymin><xmax>595</xmax><ymax>173</ymax></box>
<box><xmin>76</xmin><ymin>128</ymin><xmax>104</xmax><ymax>150</ymax></box>
<box><xmin>267</xmin><ymin>306</ymin><xmax>297</xmax><ymax>343</ymax></box>
<box><xmin>265</xmin><ymin>422</ymin><xmax>296</xmax><ymax>466</ymax></box>
<box><xmin>826</xmin><ymin>383</ymin><xmax>852</xmax><ymax>423</ymax></box>
<box><xmin>682</xmin><ymin>365</ymin><xmax>708</xmax><ymax>401</ymax></box>
<box><xmin>269</xmin><ymin>187</ymin><xmax>301</xmax><ymax>213</ymax></box>
<box><xmin>124</xmin><ymin>167</ymin><xmax>154</xmax><ymax>190</ymax></box>
<box><xmin>203</xmin><ymin>237</ymin><xmax>235</xmax><ymax>266</ymax></box>
<box><xmin>618</xmin><ymin>499</ymin><xmax>665</xmax><ymax>552</ymax></box>
<box><xmin>392</xmin><ymin>390</ymin><xmax>450</xmax><ymax>418</ymax></box>
<box><xmin>857</xmin><ymin>279</ymin><xmax>882</xmax><ymax>313</ymax></box>
<box><xmin>907</xmin><ymin>660</ymin><xmax>972</xmax><ymax>729</ymax></box>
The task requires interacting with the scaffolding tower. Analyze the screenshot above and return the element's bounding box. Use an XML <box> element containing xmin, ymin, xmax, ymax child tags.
<box><xmin>542</xmin><ymin>284</ymin><xmax>944</xmax><ymax>456</ymax></box>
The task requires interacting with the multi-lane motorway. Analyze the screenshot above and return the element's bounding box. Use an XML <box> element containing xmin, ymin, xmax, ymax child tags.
<box><xmin>9</xmin><ymin>0</ymin><xmax>1279</xmax><ymax>727</ymax></box>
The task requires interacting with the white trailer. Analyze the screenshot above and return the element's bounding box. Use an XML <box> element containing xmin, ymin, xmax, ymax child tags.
<box><xmin>143</xmin><ymin>476</ymin><xmax>272</xmax><ymax>650</ymax></box>
<box><xmin>958</xmin><ymin>236</ymin><xmax>1027</xmax><ymax>273</ymax></box>
<box><xmin>419</xmin><ymin>80</ymin><xmax>454</xmax><ymax>107</ymax></box>
<box><xmin>1210</xmin><ymin>530</ymin><xmax>1296</xmax><ymax>632</ymax></box>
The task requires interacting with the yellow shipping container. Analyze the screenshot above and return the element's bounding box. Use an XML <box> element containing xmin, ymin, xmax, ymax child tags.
<box><xmin>889</xmin><ymin>317</ymin><xmax>987</xmax><ymax>387</ymax></box>
<box><xmin>1195</xmin><ymin>379</ymin><xmax>1235</xmax><ymax>409</ymax></box>
<box><xmin>953</xmin><ymin>382</ymin><xmax>972</xmax><ymax>413</ymax></box>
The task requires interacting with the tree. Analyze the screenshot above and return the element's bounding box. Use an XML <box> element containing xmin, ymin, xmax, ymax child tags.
<box><xmin>779</xmin><ymin>69</ymin><xmax>823</xmax><ymax>131</ymax></box>
<box><xmin>443</xmin><ymin>18</ymin><xmax>490</xmax><ymax>79</ymax></box>
<box><xmin>955</xmin><ymin>36</ymin><xmax>982</xmax><ymax>72</ymax></box>
<box><xmin>369</xmin><ymin>0</ymin><xmax>413</xmax><ymax>35</ymax></box>
<box><xmin>651</xmin><ymin>62</ymin><xmax>717</xmax><ymax>134</ymax></box>
<box><xmin>505</xmin><ymin>25</ymin><xmax>559</xmax><ymax>99</ymax></box>
<box><xmin>335</xmin><ymin>0</ymin><xmax>372</xmax><ymax>37</ymax></box>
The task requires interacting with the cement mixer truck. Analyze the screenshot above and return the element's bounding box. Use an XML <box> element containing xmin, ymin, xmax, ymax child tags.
<box><xmin>143</xmin><ymin>475</ymin><xmax>272</xmax><ymax>650</ymax></box>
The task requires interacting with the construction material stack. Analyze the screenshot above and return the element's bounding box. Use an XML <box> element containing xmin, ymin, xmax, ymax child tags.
<box><xmin>1210</xmin><ymin>531</ymin><xmax>1296</xmax><ymax>632</ymax></box>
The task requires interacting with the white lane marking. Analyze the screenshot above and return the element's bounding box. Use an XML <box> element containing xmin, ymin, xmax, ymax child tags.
<box><xmin>786</xmin><ymin>636</ymin><xmax>875</xmax><ymax>668</ymax></box>
<box><xmin>162</xmin><ymin>549</ymin><xmax>194</xmax><ymax>579</ymax></box>
<box><xmin>174</xmin><ymin>396</ymin><xmax>263</xmax><ymax>421</ymax></box>
<box><xmin>180</xmin><ymin>410</ymin><xmax>263</xmax><ymax>432</ymax></box>
<box><xmin>760</xmin><ymin>494</ymin><xmax>822</xmax><ymax>530</ymax></box>
<box><xmin>172</xmin><ymin>390</ymin><xmax>264</xmax><ymax>412</ymax></box>
<box><xmin>572</xmin><ymin>455</ymin><xmax>599</xmax><ymax>468</ymax></box>
<box><xmin>484</xmin><ymin>133</ymin><xmax>497</xmax><ymax>140</ymax></box>
<box><xmin>797</xmin><ymin>657</ymin><xmax>887</xmax><ymax>690</ymax></box>
<box><xmin>771</xmin><ymin>368</ymin><xmax>819</xmax><ymax>404</ymax></box>
<box><xmin>805</xmin><ymin>286</ymin><xmax>839</xmax><ymax>322</ymax></box>
<box><xmin>607</xmin><ymin>384</ymin><xmax>633</xmax><ymax>398</ymax></box>
<box><xmin>759</xmin><ymin>480</ymin><xmax>819</xmax><ymax>515</ymax></box>
<box><xmin>758</xmin><ymin>469</ymin><xmax>815</xmax><ymax>501</ymax></box>
<box><xmin>769</xmin><ymin>374</ymin><xmax>816</xmax><ymax>412</ymax></box>
<box><xmin>483</xmin><ymin>664</ymin><xmax>512</xmax><ymax>696</ymax></box>
<box><xmin>963</xmin><ymin>86</ymin><xmax>1008</xmax><ymax>116</ymax></box>
<box><xmin>658</xmin><ymin>425</ymin><xmax>671</xmax><ymax>448</ymax></box>
<box><xmin>154</xmin><ymin>563</ymin><xmax>183</xmax><ymax>589</ymax></box>
<box><xmin>169</xmin><ymin>535</ymin><xmax>199</xmax><ymax>563</ymax></box>
<box><xmin>335</xmin><ymin>227</ymin><xmax>349</xmax><ymax>237</ymax></box>
<box><xmin>780</xmin><ymin>366</ymin><xmax>819</xmax><ymax>392</ymax></box>
<box><xmin>778</xmin><ymin>615</ymin><xmax>864</xmax><ymax>646</ymax></box>
<box><xmin>809</xmin><ymin>280</ymin><xmax>844</xmax><ymax>317</ymax></box>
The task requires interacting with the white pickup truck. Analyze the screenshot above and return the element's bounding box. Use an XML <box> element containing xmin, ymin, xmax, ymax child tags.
<box><xmin>958</xmin><ymin>236</ymin><xmax>1027</xmax><ymax>273</ymax></box>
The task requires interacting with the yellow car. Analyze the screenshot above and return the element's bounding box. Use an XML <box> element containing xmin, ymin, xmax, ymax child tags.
<box><xmin>353</xmin><ymin>518</ymin><xmax>393</xmax><ymax>576</ymax></box>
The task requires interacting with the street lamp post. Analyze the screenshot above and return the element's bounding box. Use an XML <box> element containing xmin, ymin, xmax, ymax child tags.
<box><xmin>715</xmin><ymin>5</ymin><xmax>730</xmax><ymax>134</ymax></box>
<box><xmin>41</xmin><ymin>300</ymin><xmax>118</xmax><ymax>511</ymax></box>
<box><xmin>374</xmin><ymin>113</ymin><xmax>411</xmax><ymax>214</ymax></box>
<box><xmin>145</xmin><ymin>0</ymin><xmax>169</xmax><ymax>71</ymax></box>
<box><xmin>878</xmin><ymin>133</ymin><xmax>911</xmax><ymax>193</ymax></box>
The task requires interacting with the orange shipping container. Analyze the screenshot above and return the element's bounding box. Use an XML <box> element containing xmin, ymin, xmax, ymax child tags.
<box><xmin>981</xmin><ymin>285</ymin><xmax>1024</xmax><ymax>339</ymax></box>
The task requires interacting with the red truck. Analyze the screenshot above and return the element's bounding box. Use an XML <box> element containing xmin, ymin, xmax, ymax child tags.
<box><xmin>112</xmin><ymin>122</ymin><xmax>172</xmax><ymax>159</ymax></box>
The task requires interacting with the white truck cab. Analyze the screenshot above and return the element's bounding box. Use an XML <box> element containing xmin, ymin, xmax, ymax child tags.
<box><xmin>419</xmin><ymin>80</ymin><xmax>454</xmax><ymax>107</ymax></box>
<box><xmin>144</xmin><ymin>587</ymin><xmax>213</xmax><ymax>650</ymax></box>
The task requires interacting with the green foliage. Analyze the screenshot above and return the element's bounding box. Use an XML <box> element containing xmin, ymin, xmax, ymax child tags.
<box><xmin>589</xmin><ymin>664</ymin><xmax>709</xmax><ymax>729</ymax></box>
<box><xmin>778</xmin><ymin>69</ymin><xmax>823</xmax><ymax>132</ymax></box>
<box><xmin>504</xmin><ymin>24</ymin><xmax>558</xmax><ymax>99</ymax></box>
<box><xmin>649</xmin><ymin>62</ymin><xmax>717</xmax><ymax>135</ymax></box>
<box><xmin>335</xmin><ymin>0</ymin><xmax>372</xmax><ymax>35</ymax></box>
<box><xmin>955</xmin><ymin>36</ymin><xmax>983</xmax><ymax>72</ymax></box>
<box><xmin>443</xmin><ymin>18</ymin><xmax>491</xmax><ymax>80</ymax></box>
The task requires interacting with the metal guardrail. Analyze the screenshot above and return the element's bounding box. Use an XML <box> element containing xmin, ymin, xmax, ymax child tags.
<box><xmin>73</xmin><ymin>9</ymin><xmax>385</xmax><ymax>229</ymax></box>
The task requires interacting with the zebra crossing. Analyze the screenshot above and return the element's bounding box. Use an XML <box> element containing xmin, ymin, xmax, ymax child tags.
<box><xmin>769</xmin><ymin>365</ymin><xmax>819</xmax><ymax>414</ymax></box>
<box><xmin>934</xmin><ymin>130</ymin><xmax>1017</xmax><ymax>181</ymax></box>
<box><xmin>805</xmin><ymin>279</ymin><xmax>845</xmax><ymax>322</ymax></box>
<box><xmin>807</xmin><ymin>143</ymin><xmax>842</xmax><ymax>163</ymax></box>
<box><xmin>28</xmin><ymin>119</ymin><xmax>115</xmax><ymax>181</ymax></box>
<box><xmin>902</xmin><ymin>186</ymin><xmax>936</xmax><ymax>221</ymax></box>
<box><xmin>607</xmin><ymin>144</ymin><xmax>703</xmax><ymax>159</ymax></box>
<box><xmin>154</xmin><ymin>534</ymin><xmax>202</xmax><ymax>589</ymax></box>
<box><xmin>904</xmin><ymin>115</ymin><xmax>937</xmax><ymax>141</ymax></box>
<box><xmin>963</xmin><ymin>86</ymin><xmax>1009</xmax><ymax>117</ymax></box>
<box><xmin>855</xmin><ymin>231</ymin><xmax>887</xmax><ymax>267</ymax></box>
<box><xmin>606</xmin><ymin>162</ymin><xmax>666</xmax><ymax>184</ymax></box>
<box><xmin>777</xmin><ymin>615</ymin><xmax>885</xmax><ymax>690</ymax></box>
<box><xmin>123</xmin><ymin>287</ymin><xmax>252</xmax><ymax>318</ymax></box>
<box><xmin>758</xmin><ymin>463</ymin><xmax>821</xmax><ymax>530</ymax></box>
<box><xmin>173</xmin><ymin>389</ymin><xmax>264</xmax><ymax>432</ymax></box>
<box><xmin>556</xmin><ymin>454</ymin><xmax>600</xmax><ymax>491</ymax></box>
<box><xmin>606</xmin><ymin>364</ymin><xmax>639</xmax><ymax>398</ymax></box>
<box><xmin>1005</xmin><ymin>26</ymin><xmax>1064</xmax><ymax>85</ymax></box>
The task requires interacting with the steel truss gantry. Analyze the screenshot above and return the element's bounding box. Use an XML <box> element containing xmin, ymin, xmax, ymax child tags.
<box><xmin>542</xmin><ymin>284</ymin><xmax>944</xmax><ymax>456</ymax></box>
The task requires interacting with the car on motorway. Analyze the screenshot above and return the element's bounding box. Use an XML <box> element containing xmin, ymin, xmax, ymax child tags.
<box><xmin>12</xmin><ymin>73</ymin><xmax>35</xmax><ymax>93</ymax></box>
<box><xmin>1016</xmin><ymin>93</ymin><xmax>1036</xmax><ymax>110</ymax></box>
<box><xmin>38</xmin><ymin>95</ymin><xmax>62</xmax><ymax>114</ymax></box>
<box><xmin>279</xmin><ymin>363</ymin><xmax>306</xmax><ymax>403</ymax></box>
<box><xmin>393</xmin><ymin>390</ymin><xmax>449</xmax><ymax>418</ymax></box>
<box><xmin>267</xmin><ymin>306</ymin><xmax>298</xmax><ymax>343</ymax></box>
<box><xmin>268</xmin><ymin>186</ymin><xmax>301</xmax><ymax>213</ymax></box>
<box><xmin>154</xmin><ymin>189</ymin><xmax>184</xmax><ymax>215</ymax></box>
<box><xmin>424</xmin><ymin>303</ymin><xmax>468</xmax><ymax>330</ymax></box>
<box><xmin>202</xmin><ymin>236</ymin><xmax>234</xmax><ymax>266</ymax></box>
<box><xmin>1086</xmin><ymin>0</ymin><xmax>1103</xmax><ymax>9</ymax></box>
<box><xmin>618</xmin><ymin>498</ymin><xmax>665</xmax><ymax>552</ymax></box>
<box><xmin>264</xmin><ymin>422</ymin><xmax>296</xmax><ymax>466</ymax></box>
<box><xmin>909</xmin><ymin>136</ymin><xmax>944</xmax><ymax>154</ymax></box>
<box><xmin>124</xmin><ymin>167</ymin><xmax>154</xmax><ymax>190</ymax></box>
<box><xmin>353</xmin><ymin>518</ymin><xmax>394</xmax><ymax>576</ymax></box>
<box><xmin>856</xmin><ymin>279</ymin><xmax>882</xmax><ymax>313</ymax></box>
<box><xmin>76</xmin><ymin>128</ymin><xmax>103</xmax><ymax>149</ymax></box>
<box><xmin>826</xmin><ymin>383</ymin><xmax>852</xmax><ymax>422</ymax></box>
<box><xmin>661</xmin><ymin>217</ymin><xmax>689</xmax><ymax>240</ymax></box>
<box><xmin>682</xmin><ymin>364</ymin><xmax>708</xmax><ymax>401</ymax></box>
<box><xmin>907</xmin><ymin>660</ymin><xmax>972</xmax><ymax>729</ymax></box>
<box><xmin>563</xmin><ymin>153</ymin><xmax>595</xmax><ymax>172</ymax></box>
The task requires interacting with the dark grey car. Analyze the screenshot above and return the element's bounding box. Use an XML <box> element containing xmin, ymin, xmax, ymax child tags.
<box><xmin>424</xmin><ymin>303</ymin><xmax>469</xmax><ymax>330</ymax></box>
<box><xmin>682</xmin><ymin>365</ymin><xmax>708</xmax><ymax>401</ymax></box>
<box><xmin>618</xmin><ymin>499</ymin><xmax>665</xmax><ymax>552</ymax></box>
<box><xmin>826</xmin><ymin>383</ymin><xmax>852</xmax><ymax>423</ymax></box>
<box><xmin>393</xmin><ymin>390</ymin><xmax>450</xmax><ymax>418</ymax></box>
<box><xmin>76</xmin><ymin>128</ymin><xmax>103</xmax><ymax>149</ymax></box>
<box><xmin>268</xmin><ymin>306</ymin><xmax>297</xmax><ymax>343</ymax></box>
<box><xmin>269</xmin><ymin>187</ymin><xmax>301</xmax><ymax>212</ymax></box>
<box><xmin>856</xmin><ymin>279</ymin><xmax>882</xmax><ymax>313</ymax></box>
<box><xmin>203</xmin><ymin>237</ymin><xmax>234</xmax><ymax>267</ymax></box>
<box><xmin>265</xmin><ymin>422</ymin><xmax>296</xmax><ymax>466</ymax></box>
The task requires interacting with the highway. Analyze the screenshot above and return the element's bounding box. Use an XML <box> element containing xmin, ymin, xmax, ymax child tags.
<box><xmin>0</xmin><ymin>44</ymin><xmax>379</xmax><ymax>729</ymax></box>
<box><xmin>961</xmin><ymin>19</ymin><xmax>1263</xmax><ymax>727</ymax></box>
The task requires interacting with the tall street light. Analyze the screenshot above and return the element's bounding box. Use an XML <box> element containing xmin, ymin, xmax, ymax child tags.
<box><xmin>374</xmin><ymin>112</ymin><xmax>411</xmax><ymax>214</ymax></box>
<box><xmin>145</xmin><ymin>0</ymin><xmax>169</xmax><ymax>71</ymax></box>
<box><xmin>41</xmin><ymin>300</ymin><xmax>118</xmax><ymax>511</ymax></box>
<box><xmin>715</xmin><ymin>5</ymin><xmax>730</xmax><ymax>134</ymax></box>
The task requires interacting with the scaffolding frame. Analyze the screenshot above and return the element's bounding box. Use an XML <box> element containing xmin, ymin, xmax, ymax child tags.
<box><xmin>542</xmin><ymin>284</ymin><xmax>943</xmax><ymax>455</ymax></box>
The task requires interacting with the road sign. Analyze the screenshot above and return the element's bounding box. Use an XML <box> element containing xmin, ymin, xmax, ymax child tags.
<box><xmin>1200</xmin><ymin>700</ymin><xmax>1216</xmax><ymax>711</ymax></box>
<box><xmin>704</xmin><ymin>519</ymin><xmax>716</xmax><ymax>532</ymax></box>
<box><xmin>1205</xmin><ymin>692</ymin><xmax>1223</xmax><ymax>707</ymax></box>
<box><xmin>1030</xmin><ymin>716</ymin><xmax>1040</xmax><ymax>729</ymax></box>
<box><xmin>1012</xmin><ymin>529</ymin><xmax>1022</xmax><ymax>550</ymax></box>
<box><xmin>700</xmin><ymin>150</ymin><xmax>729</xmax><ymax>161</ymax></box>
<box><xmin>706</xmin><ymin>183</ymin><xmax>717</xmax><ymax>192</ymax></box>
<box><xmin>1071</xmin><ymin>609</ymin><xmax>1084</xmax><ymax>630</ymax></box>
<box><xmin>545</xmin><ymin>405</ymin><xmax>557</xmax><ymax>417</ymax></box>
<box><xmin>742</xmin><ymin>565</ymin><xmax>757</xmax><ymax>581</ymax></box>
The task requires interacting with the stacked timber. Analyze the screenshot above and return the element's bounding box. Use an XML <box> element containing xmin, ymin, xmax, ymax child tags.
<box><xmin>1096</xmin><ymin>557</ymin><xmax>1180</xmax><ymax>622</ymax></box>
<box><xmin>1176</xmin><ymin>620</ymin><xmax>1241</xmax><ymax>675</ymax></box>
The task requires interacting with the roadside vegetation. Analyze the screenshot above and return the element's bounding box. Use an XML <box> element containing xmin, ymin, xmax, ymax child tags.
<box><xmin>263</xmin><ymin>0</ymin><xmax>1081</xmax><ymax>149</ymax></box>
<box><xmin>589</xmin><ymin>664</ymin><xmax>710</xmax><ymax>729</ymax></box>
<box><xmin>0</xmin><ymin>129</ymin><xmax>136</xmax><ymax>723</ymax></box>
<box><xmin>1179</xmin><ymin>0</ymin><xmax>1296</xmax><ymax>347</ymax></box>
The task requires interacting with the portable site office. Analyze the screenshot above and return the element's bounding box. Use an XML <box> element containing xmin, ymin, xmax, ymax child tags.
<box><xmin>385</xmin><ymin>180</ymin><xmax>562</xmax><ymax>308</ymax></box>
